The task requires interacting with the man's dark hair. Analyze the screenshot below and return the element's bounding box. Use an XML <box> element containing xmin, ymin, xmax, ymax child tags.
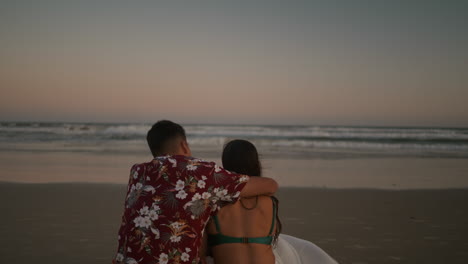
<box><xmin>147</xmin><ymin>120</ymin><xmax>186</xmax><ymax>157</ymax></box>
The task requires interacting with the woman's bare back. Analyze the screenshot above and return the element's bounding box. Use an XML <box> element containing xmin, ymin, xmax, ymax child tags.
<box><xmin>206</xmin><ymin>195</ymin><xmax>276</xmax><ymax>264</ymax></box>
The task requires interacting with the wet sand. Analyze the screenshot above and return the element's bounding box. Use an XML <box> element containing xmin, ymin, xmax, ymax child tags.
<box><xmin>2</xmin><ymin>151</ymin><xmax>468</xmax><ymax>189</ymax></box>
<box><xmin>0</xmin><ymin>183</ymin><xmax>467</xmax><ymax>263</ymax></box>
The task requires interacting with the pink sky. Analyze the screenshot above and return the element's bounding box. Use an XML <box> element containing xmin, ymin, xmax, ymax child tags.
<box><xmin>1</xmin><ymin>0</ymin><xmax>467</xmax><ymax>126</ymax></box>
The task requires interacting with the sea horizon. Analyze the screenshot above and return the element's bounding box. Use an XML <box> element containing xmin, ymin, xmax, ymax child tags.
<box><xmin>2</xmin><ymin>120</ymin><xmax>468</xmax><ymax>129</ymax></box>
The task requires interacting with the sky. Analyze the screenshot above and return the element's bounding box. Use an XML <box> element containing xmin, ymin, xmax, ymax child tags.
<box><xmin>1</xmin><ymin>0</ymin><xmax>467</xmax><ymax>127</ymax></box>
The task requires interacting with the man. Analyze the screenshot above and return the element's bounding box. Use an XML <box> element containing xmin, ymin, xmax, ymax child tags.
<box><xmin>113</xmin><ymin>120</ymin><xmax>278</xmax><ymax>264</ymax></box>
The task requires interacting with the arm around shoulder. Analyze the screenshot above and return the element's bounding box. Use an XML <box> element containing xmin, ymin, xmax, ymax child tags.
<box><xmin>240</xmin><ymin>176</ymin><xmax>278</xmax><ymax>198</ymax></box>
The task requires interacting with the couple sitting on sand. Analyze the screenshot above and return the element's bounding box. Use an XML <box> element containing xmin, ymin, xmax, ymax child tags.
<box><xmin>113</xmin><ymin>120</ymin><xmax>337</xmax><ymax>264</ymax></box>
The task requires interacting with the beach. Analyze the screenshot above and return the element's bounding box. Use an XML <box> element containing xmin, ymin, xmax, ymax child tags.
<box><xmin>2</xmin><ymin>151</ymin><xmax>468</xmax><ymax>189</ymax></box>
<box><xmin>3</xmin><ymin>0</ymin><xmax>468</xmax><ymax>261</ymax></box>
<box><xmin>1</xmin><ymin>183</ymin><xmax>467</xmax><ymax>264</ymax></box>
<box><xmin>1</xmin><ymin>122</ymin><xmax>468</xmax><ymax>263</ymax></box>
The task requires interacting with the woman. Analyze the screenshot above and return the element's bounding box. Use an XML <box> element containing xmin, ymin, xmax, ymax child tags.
<box><xmin>204</xmin><ymin>139</ymin><xmax>281</xmax><ymax>264</ymax></box>
<box><xmin>203</xmin><ymin>139</ymin><xmax>338</xmax><ymax>264</ymax></box>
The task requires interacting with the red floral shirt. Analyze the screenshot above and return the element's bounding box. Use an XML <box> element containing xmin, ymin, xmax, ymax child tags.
<box><xmin>113</xmin><ymin>155</ymin><xmax>249</xmax><ymax>264</ymax></box>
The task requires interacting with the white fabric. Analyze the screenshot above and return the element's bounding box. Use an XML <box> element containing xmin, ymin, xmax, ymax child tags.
<box><xmin>206</xmin><ymin>234</ymin><xmax>338</xmax><ymax>264</ymax></box>
<box><xmin>274</xmin><ymin>234</ymin><xmax>338</xmax><ymax>264</ymax></box>
<box><xmin>273</xmin><ymin>234</ymin><xmax>301</xmax><ymax>264</ymax></box>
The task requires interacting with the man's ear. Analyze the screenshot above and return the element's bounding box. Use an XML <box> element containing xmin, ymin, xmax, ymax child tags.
<box><xmin>180</xmin><ymin>140</ymin><xmax>191</xmax><ymax>156</ymax></box>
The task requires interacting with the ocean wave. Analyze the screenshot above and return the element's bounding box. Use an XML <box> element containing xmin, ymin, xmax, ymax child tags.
<box><xmin>267</xmin><ymin>139</ymin><xmax>468</xmax><ymax>152</ymax></box>
<box><xmin>1</xmin><ymin>122</ymin><xmax>467</xmax><ymax>157</ymax></box>
<box><xmin>2</xmin><ymin>122</ymin><xmax>468</xmax><ymax>140</ymax></box>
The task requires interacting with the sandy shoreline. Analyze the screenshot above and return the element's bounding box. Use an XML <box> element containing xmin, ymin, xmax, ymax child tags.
<box><xmin>1</xmin><ymin>183</ymin><xmax>467</xmax><ymax>263</ymax></box>
<box><xmin>2</xmin><ymin>151</ymin><xmax>468</xmax><ymax>189</ymax></box>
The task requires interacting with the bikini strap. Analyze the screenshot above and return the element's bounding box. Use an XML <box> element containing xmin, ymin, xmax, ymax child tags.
<box><xmin>213</xmin><ymin>214</ymin><xmax>222</xmax><ymax>233</ymax></box>
<box><xmin>268</xmin><ymin>196</ymin><xmax>277</xmax><ymax>236</ymax></box>
<box><xmin>213</xmin><ymin>197</ymin><xmax>276</xmax><ymax>237</ymax></box>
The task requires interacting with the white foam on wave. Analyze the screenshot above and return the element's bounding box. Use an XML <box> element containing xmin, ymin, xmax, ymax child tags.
<box><xmin>185</xmin><ymin>125</ymin><xmax>468</xmax><ymax>140</ymax></box>
<box><xmin>1</xmin><ymin>122</ymin><xmax>467</xmax><ymax>156</ymax></box>
<box><xmin>268</xmin><ymin>139</ymin><xmax>468</xmax><ymax>152</ymax></box>
<box><xmin>2</xmin><ymin>123</ymin><xmax>467</xmax><ymax>140</ymax></box>
<box><xmin>188</xmin><ymin>137</ymin><xmax>228</xmax><ymax>146</ymax></box>
<box><xmin>100</xmin><ymin>125</ymin><xmax>149</xmax><ymax>136</ymax></box>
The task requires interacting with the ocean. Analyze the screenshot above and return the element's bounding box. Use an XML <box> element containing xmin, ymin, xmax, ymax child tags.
<box><xmin>1</xmin><ymin>122</ymin><xmax>467</xmax><ymax>159</ymax></box>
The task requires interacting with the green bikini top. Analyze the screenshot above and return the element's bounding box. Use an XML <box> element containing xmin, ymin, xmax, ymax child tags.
<box><xmin>207</xmin><ymin>196</ymin><xmax>277</xmax><ymax>247</ymax></box>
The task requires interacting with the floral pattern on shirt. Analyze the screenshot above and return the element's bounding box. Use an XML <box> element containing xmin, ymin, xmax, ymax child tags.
<box><xmin>113</xmin><ymin>155</ymin><xmax>248</xmax><ymax>264</ymax></box>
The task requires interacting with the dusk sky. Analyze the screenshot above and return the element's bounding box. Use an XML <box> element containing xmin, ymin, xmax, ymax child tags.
<box><xmin>1</xmin><ymin>0</ymin><xmax>467</xmax><ymax>126</ymax></box>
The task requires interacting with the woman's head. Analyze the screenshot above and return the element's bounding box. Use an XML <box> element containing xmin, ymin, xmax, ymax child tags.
<box><xmin>222</xmin><ymin>139</ymin><xmax>282</xmax><ymax>245</ymax></box>
<box><xmin>222</xmin><ymin>139</ymin><xmax>261</xmax><ymax>176</ymax></box>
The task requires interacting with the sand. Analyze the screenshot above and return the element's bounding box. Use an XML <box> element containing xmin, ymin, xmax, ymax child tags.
<box><xmin>2</xmin><ymin>151</ymin><xmax>468</xmax><ymax>189</ymax></box>
<box><xmin>1</xmin><ymin>183</ymin><xmax>467</xmax><ymax>264</ymax></box>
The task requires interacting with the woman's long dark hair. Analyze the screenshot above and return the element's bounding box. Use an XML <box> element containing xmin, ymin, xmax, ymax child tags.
<box><xmin>222</xmin><ymin>139</ymin><xmax>282</xmax><ymax>245</ymax></box>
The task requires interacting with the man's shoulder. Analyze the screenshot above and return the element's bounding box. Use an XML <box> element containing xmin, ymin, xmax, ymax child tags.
<box><xmin>169</xmin><ymin>155</ymin><xmax>216</xmax><ymax>167</ymax></box>
<box><xmin>130</xmin><ymin>160</ymin><xmax>153</xmax><ymax>170</ymax></box>
<box><xmin>135</xmin><ymin>155</ymin><xmax>217</xmax><ymax>173</ymax></box>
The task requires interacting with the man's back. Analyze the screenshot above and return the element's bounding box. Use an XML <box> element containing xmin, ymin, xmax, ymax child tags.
<box><xmin>113</xmin><ymin>155</ymin><xmax>248</xmax><ymax>264</ymax></box>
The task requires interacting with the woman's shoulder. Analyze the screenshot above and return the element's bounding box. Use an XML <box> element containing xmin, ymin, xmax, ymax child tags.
<box><xmin>219</xmin><ymin>195</ymin><xmax>276</xmax><ymax>213</ymax></box>
<box><xmin>257</xmin><ymin>195</ymin><xmax>278</xmax><ymax>204</ymax></box>
<box><xmin>256</xmin><ymin>195</ymin><xmax>277</xmax><ymax>210</ymax></box>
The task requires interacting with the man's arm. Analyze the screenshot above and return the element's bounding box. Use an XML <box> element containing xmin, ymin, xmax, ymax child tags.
<box><xmin>239</xmin><ymin>176</ymin><xmax>278</xmax><ymax>198</ymax></box>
